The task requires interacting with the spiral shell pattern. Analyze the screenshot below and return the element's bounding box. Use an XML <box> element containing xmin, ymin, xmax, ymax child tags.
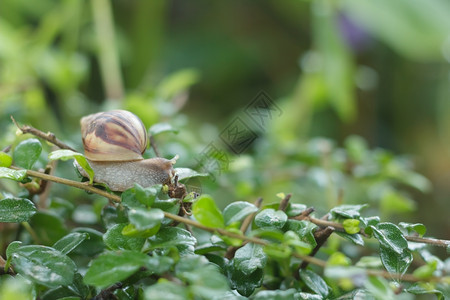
<box><xmin>81</xmin><ymin>110</ymin><xmax>148</xmax><ymax>161</ymax></box>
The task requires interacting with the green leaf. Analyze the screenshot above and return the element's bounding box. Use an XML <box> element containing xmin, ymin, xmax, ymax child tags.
<box><xmin>327</xmin><ymin>252</ymin><xmax>352</xmax><ymax>266</ymax></box>
<box><xmin>406</xmin><ymin>283</ymin><xmax>444</xmax><ymax>298</ymax></box>
<box><xmin>370</xmin><ymin>223</ymin><xmax>408</xmax><ymax>255</ymax></box>
<box><xmin>253</xmin><ymin>289</ymin><xmax>298</xmax><ymax>300</ymax></box>
<box><xmin>284</xmin><ymin>220</ymin><xmax>317</xmax><ymax>247</ymax></box>
<box><xmin>12</xmin><ymin>245</ymin><xmax>76</xmax><ymax>288</ymax></box>
<box><xmin>149</xmin><ymin>123</ymin><xmax>179</xmax><ymax>136</ymax></box>
<box><xmin>343</xmin><ymin>219</ymin><xmax>360</xmax><ymax>234</ymax></box>
<box><xmin>48</xmin><ymin>149</ymin><xmax>94</xmax><ymax>184</ymax></box>
<box><xmin>254</xmin><ymin>209</ymin><xmax>287</xmax><ymax>229</ymax></box>
<box><xmin>379</xmin><ymin>245</ymin><xmax>413</xmax><ymax>277</ymax></box>
<box><xmin>0</xmin><ymin>152</ymin><xmax>13</xmax><ymax>167</ymax></box>
<box><xmin>175</xmin><ymin>256</ymin><xmax>230</xmax><ymax>299</ymax></box>
<box><xmin>227</xmin><ymin>266</ymin><xmax>263</xmax><ymax>297</ymax></box>
<box><xmin>0</xmin><ymin>198</ymin><xmax>36</xmax><ymax>222</ymax></box>
<box><xmin>147</xmin><ymin>227</ymin><xmax>197</xmax><ymax>252</ymax></box>
<box><xmin>13</xmin><ymin>139</ymin><xmax>42</xmax><ymax>169</ymax></box>
<box><xmin>192</xmin><ymin>194</ymin><xmax>224</xmax><ymax>228</ymax></box>
<box><xmin>0</xmin><ymin>167</ymin><xmax>27</xmax><ymax>181</ymax></box>
<box><xmin>364</xmin><ymin>276</ymin><xmax>395</xmax><ymax>299</ymax></box>
<box><xmin>174</xmin><ymin>168</ymin><xmax>209</xmax><ymax>181</ymax></box>
<box><xmin>144</xmin><ymin>281</ymin><xmax>189</xmax><ymax>300</ymax></box>
<box><xmin>398</xmin><ymin>222</ymin><xmax>426</xmax><ymax>237</ymax></box>
<box><xmin>4</xmin><ymin>241</ymin><xmax>22</xmax><ymax>272</ymax></box>
<box><xmin>103</xmin><ymin>223</ymin><xmax>146</xmax><ymax>251</ymax></box>
<box><xmin>223</xmin><ymin>201</ymin><xmax>258</xmax><ymax>226</ymax></box>
<box><xmin>29</xmin><ymin>212</ymin><xmax>67</xmax><ymax>245</ymax></box>
<box><xmin>152</xmin><ymin>198</ymin><xmax>180</xmax><ymax>225</ymax></box>
<box><xmin>52</xmin><ymin>232</ymin><xmax>89</xmax><ymax>255</ymax></box>
<box><xmin>299</xmin><ymin>269</ymin><xmax>330</xmax><ymax>298</ymax></box>
<box><xmin>84</xmin><ymin>250</ymin><xmax>150</xmax><ymax>288</ymax></box>
<box><xmin>413</xmin><ymin>260</ymin><xmax>438</xmax><ymax>279</ymax></box>
<box><xmin>336</xmin><ymin>232</ymin><xmax>365</xmax><ymax>246</ymax></box>
<box><xmin>71</xmin><ymin>228</ymin><xmax>105</xmax><ymax>256</ymax></box>
<box><xmin>330</xmin><ymin>204</ymin><xmax>368</xmax><ymax>219</ymax></box>
<box><xmin>121</xmin><ymin>184</ymin><xmax>159</xmax><ymax>209</ymax></box>
<box><xmin>129</xmin><ymin>207</ymin><xmax>164</xmax><ymax>231</ymax></box>
<box><xmin>234</xmin><ymin>243</ymin><xmax>267</xmax><ymax>275</ymax></box>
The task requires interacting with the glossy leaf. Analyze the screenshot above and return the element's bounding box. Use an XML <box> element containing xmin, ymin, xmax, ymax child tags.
<box><xmin>254</xmin><ymin>209</ymin><xmax>287</xmax><ymax>229</ymax></box>
<box><xmin>223</xmin><ymin>201</ymin><xmax>258</xmax><ymax>226</ymax></box>
<box><xmin>398</xmin><ymin>222</ymin><xmax>426</xmax><ymax>237</ymax></box>
<box><xmin>103</xmin><ymin>223</ymin><xmax>146</xmax><ymax>251</ymax></box>
<box><xmin>71</xmin><ymin>228</ymin><xmax>105</xmax><ymax>256</ymax></box>
<box><xmin>336</xmin><ymin>232</ymin><xmax>364</xmax><ymax>246</ymax></box>
<box><xmin>0</xmin><ymin>167</ymin><xmax>27</xmax><ymax>181</ymax></box>
<box><xmin>299</xmin><ymin>269</ymin><xmax>330</xmax><ymax>298</ymax></box>
<box><xmin>379</xmin><ymin>245</ymin><xmax>413</xmax><ymax>277</ymax></box>
<box><xmin>128</xmin><ymin>207</ymin><xmax>164</xmax><ymax>230</ymax></box>
<box><xmin>84</xmin><ymin>250</ymin><xmax>150</xmax><ymax>288</ymax></box>
<box><xmin>121</xmin><ymin>184</ymin><xmax>159</xmax><ymax>209</ymax></box>
<box><xmin>234</xmin><ymin>243</ymin><xmax>267</xmax><ymax>275</ymax></box>
<box><xmin>13</xmin><ymin>139</ymin><xmax>42</xmax><ymax>169</ymax></box>
<box><xmin>52</xmin><ymin>232</ymin><xmax>89</xmax><ymax>255</ymax></box>
<box><xmin>12</xmin><ymin>245</ymin><xmax>76</xmax><ymax>288</ymax></box>
<box><xmin>0</xmin><ymin>198</ymin><xmax>36</xmax><ymax>222</ymax></box>
<box><xmin>370</xmin><ymin>223</ymin><xmax>408</xmax><ymax>255</ymax></box>
<box><xmin>330</xmin><ymin>204</ymin><xmax>368</xmax><ymax>219</ymax></box>
<box><xmin>192</xmin><ymin>194</ymin><xmax>224</xmax><ymax>228</ymax></box>
<box><xmin>48</xmin><ymin>149</ymin><xmax>94</xmax><ymax>184</ymax></box>
<box><xmin>175</xmin><ymin>168</ymin><xmax>209</xmax><ymax>181</ymax></box>
<box><xmin>0</xmin><ymin>152</ymin><xmax>13</xmax><ymax>167</ymax></box>
<box><xmin>147</xmin><ymin>227</ymin><xmax>197</xmax><ymax>252</ymax></box>
<box><xmin>227</xmin><ymin>267</ymin><xmax>263</xmax><ymax>297</ymax></box>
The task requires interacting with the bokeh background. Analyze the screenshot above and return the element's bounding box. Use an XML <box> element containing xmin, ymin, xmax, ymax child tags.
<box><xmin>1</xmin><ymin>0</ymin><xmax>449</xmax><ymax>244</ymax></box>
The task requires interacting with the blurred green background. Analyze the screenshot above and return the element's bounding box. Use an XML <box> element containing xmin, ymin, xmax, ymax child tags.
<box><xmin>1</xmin><ymin>0</ymin><xmax>449</xmax><ymax>240</ymax></box>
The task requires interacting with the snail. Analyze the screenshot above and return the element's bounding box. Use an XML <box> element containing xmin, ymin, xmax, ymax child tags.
<box><xmin>75</xmin><ymin>110</ymin><xmax>175</xmax><ymax>191</ymax></box>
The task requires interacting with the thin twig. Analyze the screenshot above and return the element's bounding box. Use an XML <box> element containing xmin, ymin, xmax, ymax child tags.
<box><xmin>278</xmin><ymin>193</ymin><xmax>291</xmax><ymax>211</ymax></box>
<box><xmin>299</xmin><ymin>226</ymin><xmax>335</xmax><ymax>271</ymax></box>
<box><xmin>11</xmin><ymin>116</ymin><xmax>77</xmax><ymax>151</ymax></box>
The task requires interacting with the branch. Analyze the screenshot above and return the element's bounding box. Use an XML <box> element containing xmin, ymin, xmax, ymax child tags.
<box><xmin>11</xmin><ymin>116</ymin><xmax>77</xmax><ymax>152</ymax></box>
<box><xmin>303</xmin><ymin>216</ymin><xmax>450</xmax><ymax>248</ymax></box>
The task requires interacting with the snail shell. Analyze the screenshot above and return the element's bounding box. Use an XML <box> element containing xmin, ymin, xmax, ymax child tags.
<box><xmin>81</xmin><ymin>110</ymin><xmax>148</xmax><ymax>161</ymax></box>
<box><xmin>77</xmin><ymin>110</ymin><xmax>175</xmax><ymax>191</ymax></box>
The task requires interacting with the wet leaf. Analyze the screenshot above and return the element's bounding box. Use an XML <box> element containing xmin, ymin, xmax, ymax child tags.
<box><xmin>13</xmin><ymin>139</ymin><xmax>42</xmax><ymax>169</ymax></box>
<box><xmin>299</xmin><ymin>269</ymin><xmax>330</xmax><ymax>297</ymax></box>
<box><xmin>398</xmin><ymin>222</ymin><xmax>426</xmax><ymax>237</ymax></box>
<box><xmin>48</xmin><ymin>149</ymin><xmax>94</xmax><ymax>184</ymax></box>
<box><xmin>52</xmin><ymin>232</ymin><xmax>89</xmax><ymax>255</ymax></box>
<box><xmin>330</xmin><ymin>204</ymin><xmax>368</xmax><ymax>219</ymax></box>
<box><xmin>223</xmin><ymin>201</ymin><xmax>258</xmax><ymax>226</ymax></box>
<box><xmin>175</xmin><ymin>168</ymin><xmax>209</xmax><ymax>181</ymax></box>
<box><xmin>254</xmin><ymin>209</ymin><xmax>287</xmax><ymax>229</ymax></box>
<box><xmin>234</xmin><ymin>243</ymin><xmax>267</xmax><ymax>275</ymax></box>
<box><xmin>128</xmin><ymin>207</ymin><xmax>164</xmax><ymax>230</ymax></box>
<box><xmin>84</xmin><ymin>250</ymin><xmax>150</xmax><ymax>288</ymax></box>
<box><xmin>103</xmin><ymin>223</ymin><xmax>146</xmax><ymax>251</ymax></box>
<box><xmin>0</xmin><ymin>167</ymin><xmax>27</xmax><ymax>181</ymax></box>
<box><xmin>0</xmin><ymin>198</ymin><xmax>36</xmax><ymax>222</ymax></box>
<box><xmin>12</xmin><ymin>245</ymin><xmax>76</xmax><ymax>288</ymax></box>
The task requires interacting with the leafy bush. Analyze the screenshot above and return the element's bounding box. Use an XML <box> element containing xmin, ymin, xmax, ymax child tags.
<box><xmin>0</xmin><ymin>120</ymin><xmax>449</xmax><ymax>300</ymax></box>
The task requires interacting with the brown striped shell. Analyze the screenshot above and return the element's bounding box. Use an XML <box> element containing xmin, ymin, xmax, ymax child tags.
<box><xmin>81</xmin><ymin>110</ymin><xmax>148</xmax><ymax>161</ymax></box>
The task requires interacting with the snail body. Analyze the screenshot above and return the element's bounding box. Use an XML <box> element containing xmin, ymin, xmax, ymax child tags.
<box><xmin>76</xmin><ymin>110</ymin><xmax>174</xmax><ymax>191</ymax></box>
